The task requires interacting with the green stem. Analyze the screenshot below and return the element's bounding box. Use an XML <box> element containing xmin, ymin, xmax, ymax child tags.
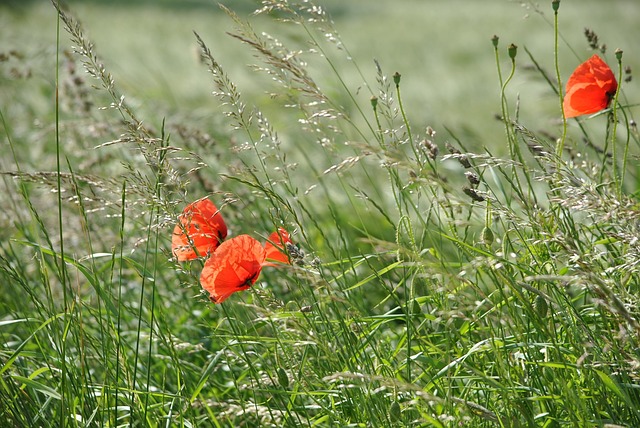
<box><xmin>611</xmin><ymin>53</ymin><xmax>623</xmax><ymax>197</ymax></box>
<box><xmin>554</xmin><ymin>2</ymin><xmax>568</xmax><ymax>162</ymax></box>
<box><xmin>54</xmin><ymin>1</ymin><xmax>70</xmax><ymax>424</ymax></box>
<box><xmin>394</xmin><ymin>73</ymin><xmax>414</xmax><ymax>147</ymax></box>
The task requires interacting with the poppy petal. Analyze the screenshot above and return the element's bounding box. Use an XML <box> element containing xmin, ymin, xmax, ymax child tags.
<box><xmin>172</xmin><ymin>197</ymin><xmax>228</xmax><ymax>261</ymax></box>
<box><xmin>563</xmin><ymin>54</ymin><xmax>617</xmax><ymax>118</ymax></box>
<box><xmin>264</xmin><ymin>228</ymin><xmax>293</xmax><ymax>265</ymax></box>
<box><xmin>200</xmin><ymin>235</ymin><xmax>266</xmax><ymax>303</ymax></box>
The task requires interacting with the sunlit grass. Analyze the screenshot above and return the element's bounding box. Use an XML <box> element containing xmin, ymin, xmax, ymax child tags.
<box><xmin>1</xmin><ymin>0</ymin><xmax>640</xmax><ymax>426</ymax></box>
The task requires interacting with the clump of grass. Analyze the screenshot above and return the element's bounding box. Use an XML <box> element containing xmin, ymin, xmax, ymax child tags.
<box><xmin>1</xmin><ymin>0</ymin><xmax>639</xmax><ymax>426</ymax></box>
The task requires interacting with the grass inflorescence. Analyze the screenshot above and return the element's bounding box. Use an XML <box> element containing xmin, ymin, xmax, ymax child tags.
<box><xmin>1</xmin><ymin>0</ymin><xmax>639</xmax><ymax>426</ymax></box>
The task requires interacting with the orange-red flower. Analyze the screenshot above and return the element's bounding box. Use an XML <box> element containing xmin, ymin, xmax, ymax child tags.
<box><xmin>200</xmin><ymin>229</ymin><xmax>293</xmax><ymax>303</ymax></box>
<box><xmin>172</xmin><ymin>198</ymin><xmax>227</xmax><ymax>261</ymax></box>
<box><xmin>564</xmin><ymin>54</ymin><xmax>617</xmax><ymax>118</ymax></box>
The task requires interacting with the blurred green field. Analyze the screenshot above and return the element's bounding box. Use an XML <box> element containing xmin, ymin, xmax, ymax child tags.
<box><xmin>3</xmin><ymin>0</ymin><xmax>639</xmax><ymax>159</ymax></box>
<box><xmin>2</xmin><ymin>1</ymin><xmax>640</xmax><ymax>426</ymax></box>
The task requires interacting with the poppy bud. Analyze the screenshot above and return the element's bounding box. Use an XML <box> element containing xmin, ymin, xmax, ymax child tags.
<box><xmin>482</xmin><ymin>226</ymin><xmax>494</xmax><ymax>245</ymax></box>
<box><xmin>277</xmin><ymin>367</ymin><xmax>290</xmax><ymax>389</ymax></box>
<box><xmin>534</xmin><ymin>295</ymin><xmax>548</xmax><ymax>318</ymax></box>
<box><xmin>409</xmin><ymin>299</ymin><xmax>421</xmax><ymax>316</ymax></box>
<box><xmin>389</xmin><ymin>401</ymin><xmax>401</xmax><ymax>422</ymax></box>
<box><xmin>615</xmin><ymin>48</ymin><xmax>623</xmax><ymax>61</ymax></box>
<box><xmin>551</xmin><ymin>0</ymin><xmax>560</xmax><ymax>12</ymax></box>
<box><xmin>393</xmin><ymin>72</ymin><xmax>401</xmax><ymax>87</ymax></box>
<box><xmin>508</xmin><ymin>43</ymin><xmax>518</xmax><ymax>60</ymax></box>
<box><xmin>370</xmin><ymin>95</ymin><xmax>378</xmax><ymax>110</ymax></box>
<box><xmin>491</xmin><ymin>35</ymin><xmax>499</xmax><ymax>48</ymax></box>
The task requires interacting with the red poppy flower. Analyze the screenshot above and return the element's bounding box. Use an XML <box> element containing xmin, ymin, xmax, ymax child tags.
<box><xmin>200</xmin><ymin>229</ymin><xmax>293</xmax><ymax>303</ymax></box>
<box><xmin>564</xmin><ymin>54</ymin><xmax>617</xmax><ymax>119</ymax></box>
<box><xmin>172</xmin><ymin>198</ymin><xmax>227</xmax><ymax>261</ymax></box>
<box><xmin>264</xmin><ymin>227</ymin><xmax>293</xmax><ymax>264</ymax></box>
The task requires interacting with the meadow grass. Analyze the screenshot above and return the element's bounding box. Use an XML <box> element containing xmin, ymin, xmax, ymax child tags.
<box><xmin>1</xmin><ymin>0</ymin><xmax>640</xmax><ymax>427</ymax></box>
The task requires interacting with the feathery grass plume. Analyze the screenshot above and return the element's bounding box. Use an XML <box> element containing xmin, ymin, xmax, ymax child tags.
<box><xmin>52</xmin><ymin>1</ymin><xmax>196</xmax><ymax>218</ymax></box>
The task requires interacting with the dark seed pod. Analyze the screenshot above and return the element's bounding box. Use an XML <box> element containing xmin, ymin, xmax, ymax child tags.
<box><xmin>465</xmin><ymin>171</ymin><xmax>480</xmax><ymax>186</ymax></box>
<box><xmin>463</xmin><ymin>187</ymin><xmax>485</xmax><ymax>202</ymax></box>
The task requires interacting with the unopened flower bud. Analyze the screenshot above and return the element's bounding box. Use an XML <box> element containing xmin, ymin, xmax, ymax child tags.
<box><xmin>389</xmin><ymin>401</ymin><xmax>401</xmax><ymax>422</ymax></box>
<box><xmin>482</xmin><ymin>226</ymin><xmax>494</xmax><ymax>245</ymax></box>
<box><xmin>370</xmin><ymin>95</ymin><xmax>378</xmax><ymax>109</ymax></box>
<box><xmin>534</xmin><ymin>295</ymin><xmax>548</xmax><ymax>318</ymax></box>
<box><xmin>277</xmin><ymin>367</ymin><xmax>289</xmax><ymax>389</ymax></box>
<box><xmin>393</xmin><ymin>72</ymin><xmax>401</xmax><ymax>87</ymax></box>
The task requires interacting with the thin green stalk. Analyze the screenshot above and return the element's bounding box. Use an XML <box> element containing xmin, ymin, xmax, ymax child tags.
<box><xmin>132</xmin><ymin>125</ymin><xmax>168</xmax><ymax>425</ymax></box>
<box><xmin>142</xmin><ymin>204</ymin><xmax>160</xmax><ymax>423</ymax></box>
<box><xmin>492</xmin><ymin>35</ymin><xmax>503</xmax><ymax>87</ymax></box>
<box><xmin>496</xmin><ymin>42</ymin><xmax>529</xmax><ymax>207</ymax></box>
<box><xmin>370</xmin><ymin>96</ymin><xmax>384</xmax><ymax>146</ymax></box>
<box><xmin>142</xmin><ymin>126</ymin><xmax>169</xmax><ymax>421</ymax></box>
<box><xmin>53</xmin><ymin>1</ymin><xmax>70</xmax><ymax>423</ymax></box>
<box><xmin>611</xmin><ymin>50</ymin><xmax>624</xmax><ymax>196</ymax></box>
<box><xmin>393</xmin><ymin>72</ymin><xmax>414</xmax><ymax>147</ymax></box>
<box><xmin>130</xmin><ymin>229</ymin><xmax>149</xmax><ymax>423</ymax></box>
<box><xmin>492</xmin><ymin>36</ymin><xmax>516</xmax><ymax>155</ymax></box>
<box><xmin>115</xmin><ymin>180</ymin><xmax>127</xmax><ymax>424</ymax></box>
<box><xmin>553</xmin><ymin>0</ymin><xmax>568</xmax><ymax>162</ymax></box>
<box><xmin>619</xmin><ymin>109</ymin><xmax>632</xmax><ymax>193</ymax></box>
<box><xmin>397</xmin><ymin>215</ymin><xmax>416</xmax><ymax>383</ymax></box>
<box><xmin>500</xmin><ymin>44</ymin><xmax>518</xmax><ymax>158</ymax></box>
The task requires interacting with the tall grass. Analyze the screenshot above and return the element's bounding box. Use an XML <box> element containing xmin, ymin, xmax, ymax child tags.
<box><xmin>1</xmin><ymin>0</ymin><xmax>640</xmax><ymax>426</ymax></box>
